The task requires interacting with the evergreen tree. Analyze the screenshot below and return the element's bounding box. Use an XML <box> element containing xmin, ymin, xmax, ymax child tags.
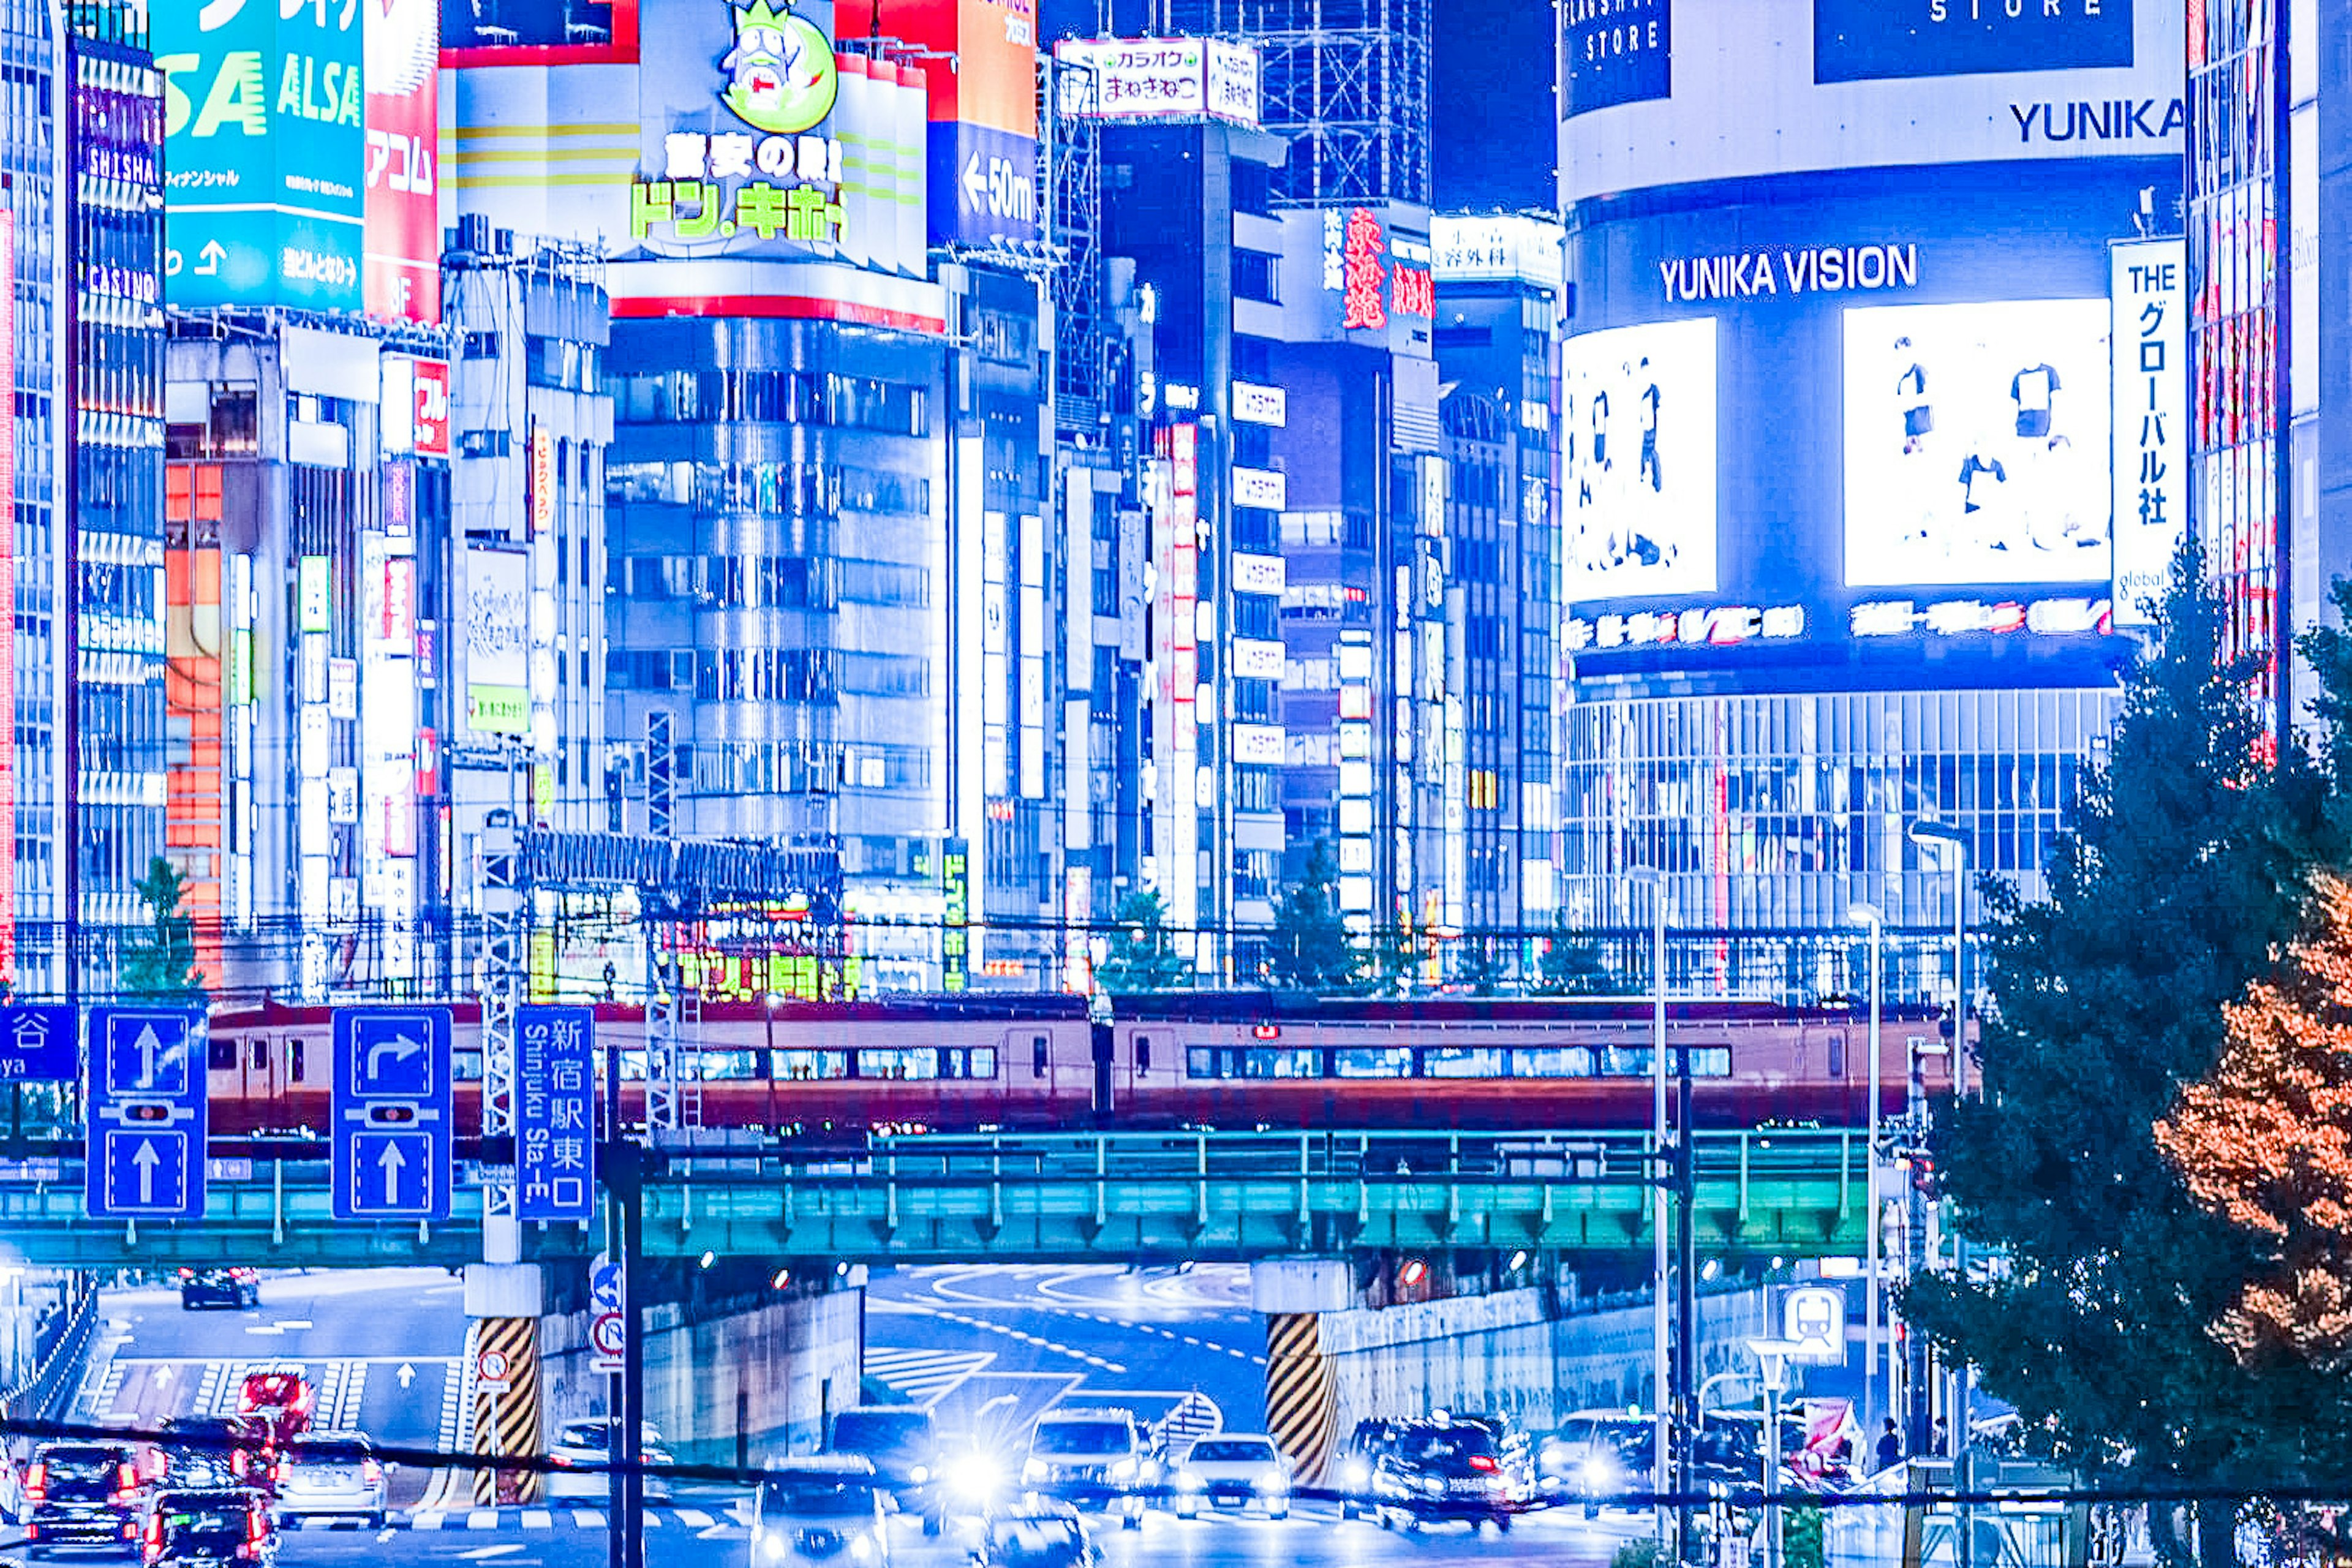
<box><xmin>1535</xmin><ymin>922</ymin><xmax>1615</xmax><ymax>996</ymax></box>
<box><xmin>1095</xmin><ymin>891</ymin><xmax>1191</xmax><ymax>993</ymax></box>
<box><xmin>119</xmin><ymin>855</ymin><xmax>206</xmax><ymax>1004</ymax></box>
<box><xmin>1902</xmin><ymin>541</ymin><xmax>2325</xmax><ymax>1558</ymax></box>
<box><xmin>1268</xmin><ymin>841</ymin><xmax>1361</xmax><ymax>993</ymax></box>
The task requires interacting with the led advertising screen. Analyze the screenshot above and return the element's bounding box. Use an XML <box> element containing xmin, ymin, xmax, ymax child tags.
<box><xmin>1843</xmin><ymin>298</ymin><xmax>2113</xmax><ymax>587</ymax></box>
<box><xmin>157</xmin><ymin>0</ymin><xmax>368</xmax><ymax>312</ymax></box>
<box><xmin>366</xmin><ymin>0</ymin><xmax>442</xmax><ymax>323</ymax></box>
<box><xmin>1561</xmin><ymin>318</ymin><xmax>1718</xmax><ymax>600</ymax></box>
<box><xmin>442</xmin><ymin>0</ymin><xmax>640</xmax><ymax>64</ymax></box>
<box><xmin>1814</xmin><ymin>0</ymin><xmax>2135</xmax><ymax>83</ymax></box>
<box><xmin>1562</xmin><ymin>0</ymin><xmax>1669</xmax><ymax>116</ymax></box>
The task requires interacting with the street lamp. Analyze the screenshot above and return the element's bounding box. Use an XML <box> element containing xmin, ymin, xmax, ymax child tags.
<box><xmin>1627</xmin><ymin>866</ymin><xmax>1670</xmax><ymax>1550</ymax></box>
<box><xmin>1846</xmin><ymin>902</ymin><xmax>1884</xmax><ymax>1436</ymax></box>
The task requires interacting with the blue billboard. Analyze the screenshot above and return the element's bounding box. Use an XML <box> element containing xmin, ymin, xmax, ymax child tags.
<box><xmin>1562</xmin><ymin>0</ymin><xmax>1671</xmax><ymax>117</ymax></box>
<box><xmin>928</xmin><ymin>123</ymin><xmax>1041</xmax><ymax>249</ymax></box>
<box><xmin>1814</xmin><ymin>0</ymin><xmax>2135</xmax><ymax>85</ymax></box>
<box><xmin>156</xmin><ymin>0</ymin><xmax>366</xmax><ymax>311</ymax></box>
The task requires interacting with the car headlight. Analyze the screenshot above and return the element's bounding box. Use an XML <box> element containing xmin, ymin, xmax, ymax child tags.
<box><xmin>909</xmin><ymin>1465</ymin><xmax>929</xmax><ymax>1485</ymax></box>
<box><xmin>1342</xmin><ymin>1458</ymin><xmax>1370</xmax><ymax>1488</ymax></box>
<box><xmin>1022</xmin><ymin>1459</ymin><xmax>1049</xmax><ymax>1484</ymax></box>
<box><xmin>1253</xmin><ymin>1475</ymin><xmax>1287</xmax><ymax>1494</ymax></box>
<box><xmin>758</xmin><ymin>1533</ymin><xmax>785</xmax><ymax>1559</ymax></box>
<box><xmin>1106</xmin><ymin>1458</ymin><xmax>1137</xmax><ymax>1482</ymax></box>
<box><xmin>951</xmin><ymin>1453</ymin><xmax>1001</xmax><ymax>1500</ymax></box>
<box><xmin>1175</xmin><ymin>1470</ymin><xmax>1205</xmax><ymax>1492</ymax></box>
<box><xmin>850</xmin><ymin>1536</ymin><xmax>873</xmax><ymax>1561</ymax></box>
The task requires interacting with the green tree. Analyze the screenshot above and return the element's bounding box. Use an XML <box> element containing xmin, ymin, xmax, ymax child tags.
<box><xmin>1458</xmin><ymin>932</ymin><xmax>1509</xmax><ymax>995</ymax></box>
<box><xmin>119</xmin><ymin>854</ymin><xmax>206</xmax><ymax>1004</ymax></box>
<box><xmin>1268</xmin><ymin>841</ymin><xmax>1361</xmax><ymax>993</ymax></box>
<box><xmin>1902</xmin><ymin>541</ymin><xmax>2328</xmax><ymax>1564</ymax></box>
<box><xmin>1535</xmin><ymin>921</ymin><xmax>1615</xmax><ymax>996</ymax></box>
<box><xmin>1095</xmin><ymin>891</ymin><xmax>1191</xmax><ymax>993</ymax></box>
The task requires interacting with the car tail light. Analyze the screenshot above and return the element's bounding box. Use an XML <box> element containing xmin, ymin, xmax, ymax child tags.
<box><xmin>178</xmin><ymin>1268</ymin><xmax>193</xmax><ymax>1280</ymax></box>
<box><xmin>361</xmin><ymin>1459</ymin><xmax>382</xmax><ymax>1487</ymax></box>
<box><xmin>236</xmin><ymin>1506</ymin><xmax>267</xmax><ymax>1559</ymax></box>
<box><xmin>115</xmin><ymin>1461</ymin><xmax>139</xmax><ymax>1500</ymax></box>
<box><xmin>143</xmin><ymin>1510</ymin><xmax>162</xmax><ymax>1562</ymax></box>
<box><xmin>230</xmin><ymin>1450</ymin><xmax>249</xmax><ymax>1479</ymax></box>
<box><xmin>1468</xmin><ymin>1455</ymin><xmax>1499</xmax><ymax>1473</ymax></box>
<box><xmin>26</xmin><ymin>1461</ymin><xmax>47</xmax><ymax>1502</ymax></box>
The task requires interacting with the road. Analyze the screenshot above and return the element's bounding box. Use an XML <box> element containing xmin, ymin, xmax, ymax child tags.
<box><xmin>12</xmin><ymin>1267</ymin><xmax>1646</xmax><ymax>1566</ymax></box>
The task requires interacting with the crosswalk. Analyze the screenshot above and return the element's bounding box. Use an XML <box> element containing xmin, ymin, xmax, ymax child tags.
<box><xmin>861</xmin><ymin>1348</ymin><xmax>994</xmax><ymax>1407</ymax></box>
<box><xmin>388</xmin><ymin>1506</ymin><xmax>739</xmax><ymax>1534</ymax></box>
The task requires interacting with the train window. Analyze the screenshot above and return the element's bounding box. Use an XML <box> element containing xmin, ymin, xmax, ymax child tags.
<box><xmin>1512</xmin><ymin>1047</ymin><xmax>1594</xmax><ymax>1078</ymax></box>
<box><xmin>1186</xmin><ymin>1047</ymin><xmax>1226</xmax><ymax>1079</ymax></box>
<box><xmin>775</xmin><ymin>1050</ymin><xmax>848</xmax><ymax>1080</ymax></box>
<box><xmin>1135</xmin><ymin>1035</ymin><xmax>1152</xmax><ymax>1075</ymax></box>
<box><xmin>858</xmin><ymin>1049</ymin><xmax>940</xmax><ymax>1080</ymax></box>
<box><xmin>287</xmin><ymin>1042</ymin><xmax>305</xmax><ymax>1082</ymax></box>
<box><xmin>699</xmin><ymin>1050</ymin><xmax>760</xmax><ymax>1080</ymax></box>
<box><xmin>1826</xmin><ymin>1035</ymin><xmax>1845</xmax><ymax>1077</ymax></box>
<box><xmin>1423</xmin><ymin>1047</ymin><xmax>1503</xmax><ymax>1079</ymax></box>
<box><xmin>1238</xmin><ymin>1048</ymin><xmax>1319</xmax><ymax>1079</ymax></box>
<box><xmin>208</xmin><ymin>1041</ymin><xmax>235</xmax><ymax>1071</ymax></box>
<box><xmin>1692</xmin><ymin>1047</ymin><xmax>1732</xmax><ymax>1077</ymax></box>
<box><xmin>1334</xmin><ymin>1047</ymin><xmax>1411</xmax><ymax>1079</ymax></box>
<box><xmin>454</xmin><ymin>1050</ymin><xmax>484</xmax><ymax>1082</ymax></box>
<box><xmin>1031</xmin><ymin>1036</ymin><xmax>1049</xmax><ymax>1080</ymax></box>
<box><xmin>1601</xmin><ymin>1047</ymin><xmax>1655</xmax><ymax>1077</ymax></box>
<box><xmin>938</xmin><ymin>1048</ymin><xmax>998</xmax><ymax>1080</ymax></box>
<box><xmin>250</xmin><ymin>1041</ymin><xmax>266</xmax><ymax>1070</ymax></box>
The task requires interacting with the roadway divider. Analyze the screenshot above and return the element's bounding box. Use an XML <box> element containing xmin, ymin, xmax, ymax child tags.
<box><xmin>1263</xmin><ymin>1313</ymin><xmax>1337</xmax><ymax>1486</ymax></box>
<box><xmin>471</xmin><ymin>1316</ymin><xmax>543</xmax><ymax>1504</ymax></box>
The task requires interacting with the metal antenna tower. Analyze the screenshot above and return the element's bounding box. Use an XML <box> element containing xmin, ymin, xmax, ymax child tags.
<box><xmin>641</xmin><ymin>710</ymin><xmax>692</xmax><ymax>1136</ymax></box>
<box><xmin>1042</xmin><ymin>50</ymin><xmax>1107</xmax><ymax>430</ymax></box>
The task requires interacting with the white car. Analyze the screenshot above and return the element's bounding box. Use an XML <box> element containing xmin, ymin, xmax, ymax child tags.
<box><xmin>752</xmin><ymin>1457</ymin><xmax>889</xmax><ymax>1567</ymax></box>
<box><xmin>270</xmin><ymin>1431</ymin><xmax>387</xmax><ymax>1528</ymax></box>
<box><xmin>546</xmin><ymin>1419</ymin><xmax>673</xmax><ymax>1505</ymax></box>
<box><xmin>1172</xmin><ymin>1434</ymin><xmax>1292</xmax><ymax>1520</ymax></box>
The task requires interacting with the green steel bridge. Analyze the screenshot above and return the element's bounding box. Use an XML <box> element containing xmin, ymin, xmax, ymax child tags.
<box><xmin>0</xmin><ymin>1127</ymin><xmax>1879</xmax><ymax>1267</ymax></box>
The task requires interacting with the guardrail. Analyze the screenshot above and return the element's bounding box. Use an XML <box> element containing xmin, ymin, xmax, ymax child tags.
<box><xmin>0</xmin><ymin>1127</ymin><xmax>1871</xmax><ymax>1266</ymax></box>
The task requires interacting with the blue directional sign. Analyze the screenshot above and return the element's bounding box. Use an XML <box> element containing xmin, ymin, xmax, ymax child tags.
<box><xmin>517</xmin><ymin>1005</ymin><xmax>595</xmax><ymax>1222</ymax></box>
<box><xmin>85</xmin><ymin>1008</ymin><xmax>206</xmax><ymax>1220</ymax></box>
<box><xmin>0</xmin><ymin>1005</ymin><xmax>78</xmax><ymax>1081</ymax></box>
<box><xmin>331</xmin><ymin>1007</ymin><xmax>453</xmax><ymax>1221</ymax></box>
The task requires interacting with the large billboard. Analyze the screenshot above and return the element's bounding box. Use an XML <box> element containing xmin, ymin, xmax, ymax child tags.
<box><xmin>2109</xmin><ymin>237</ymin><xmax>2185</xmax><ymax>625</ymax></box>
<box><xmin>463</xmin><ymin>549</ymin><xmax>530</xmax><ymax>737</ymax></box>
<box><xmin>1561</xmin><ymin>0</ymin><xmax>2182</xmax><ymax>197</ymax></box>
<box><xmin>1842</xmin><ymin>298</ymin><xmax>2113</xmax><ymax>587</ymax></box>
<box><xmin>1814</xmin><ymin>0</ymin><xmax>2135</xmax><ymax>83</ymax></box>
<box><xmin>1053</xmin><ymin>37</ymin><xmax>1261</xmax><ymax>126</ymax></box>
<box><xmin>1562</xmin><ymin>318</ymin><xmax>1719</xmax><ymax>599</ymax></box>
<box><xmin>157</xmin><ymin>0</ymin><xmax>367</xmax><ymax>312</ymax></box>
<box><xmin>367</xmin><ymin>0</ymin><xmax>442</xmax><ymax>323</ymax></box>
<box><xmin>882</xmin><ymin>0</ymin><xmax>1041</xmax><ymax>249</ymax></box>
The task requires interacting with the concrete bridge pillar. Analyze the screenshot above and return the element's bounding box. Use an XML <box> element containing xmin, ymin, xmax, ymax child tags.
<box><xmin>1253</xmin><ymin>1260</ymin><xmax>1351</xmax><ymax>1484</ymax></box>
<box><xmin>465</xmin><ymin>1265</ymin><xmax>546</xmax><ymax>1504</ymax></box>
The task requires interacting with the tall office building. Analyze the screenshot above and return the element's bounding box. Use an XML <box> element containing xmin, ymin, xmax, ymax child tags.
<box><xmin>1556</xmin><ymin>1</ymin><xmax>2182</xmax><ymax>997</ymax></box>
<box><xmin>0</xmin><ymin>0</ymin><xmax>167</xmax><ymax>998</ymax></box>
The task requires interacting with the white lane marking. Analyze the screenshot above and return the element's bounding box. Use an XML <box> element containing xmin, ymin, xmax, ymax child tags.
<box><xmin>569</xmin><ymin>1511</ymin><xmax>605</xmax><ymax>1529</ymax></box>
<box><xmin>411</xmin><ymin>1512</ymin><xmax>445</xmax><ymax>1531</ymax></box>
<box><xmin>521</xmin><ymin>1510</ymin><xmax>552</xmax><ymax>1530</ymax></box>
<box><xmin>457</xmin><ymin>1545</ymin><xmax>523</xmax><ymax>1559</ymax></box>
<box><xmin>861</xmin><ymin>1349</ymin><xmax>995</xmax><ymax>1408</ymax></box>
<box><xmin>674</xmin><ymin>1509</ymin><xmax>713</xmax><ymax>1528</ymax></box>
<box><xmin>465</xmin><ymin>1509</ymin><xmax>499</xmax><ymax>1531</ymax></box>
<box><xmin>275</xmin><ymin>1319</ymin><xmax>315</xmax><ymax>1330</ymax></box>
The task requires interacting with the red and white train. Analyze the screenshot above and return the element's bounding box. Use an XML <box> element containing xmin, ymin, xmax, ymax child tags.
<box><xmin>201</xmin><ymin>995</ymin><xmax>1957</xmax><ymax>1139</ymax></box>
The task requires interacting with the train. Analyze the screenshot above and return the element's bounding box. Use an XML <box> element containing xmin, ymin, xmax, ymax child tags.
<box><xmin>200</xmin><ymin>993</ymin><xmax>1959</xmax><ymax>1139</ymax></box>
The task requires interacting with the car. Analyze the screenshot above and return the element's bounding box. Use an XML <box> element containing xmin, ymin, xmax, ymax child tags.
<box><xmin>1542</xmin><ymin>1411</ymin><xmax>1653</xmax><ymax>1515</ymax></box>
<box><xmin>1019</xmin><ymin>1409</ymin><xmax>1158</xmax><ymax>1529</ymax></box>
<box><xmin>546</xmin><ymin>1419</ymin><xmax>673</xmax><ymax>1504</ymax></box>
<box><xmin>236</xmin><ymin>1369</ymin><xmax>312</xmax><ymax>1448</ymax></box>
<box><xmin>826</xmin><ymin>1407</ymin><xmax>946</xmax><ymax>1535</ymax></box>
<box><xmin>1368</xmin><ymin>1418</ymin><xmax>1523</xmax><ymax>1536</ymax></box>
<box><xmin>23</xmin><ymin>1442</ymin><xmax>145</xmax><ymax>1556</ymax></box>
<box><xmin>750</xmin><ymin>1457</ymin><xmax>889</xmax><ymax>1567</ymax></box>
<box><xmin>1170</xmin><ymin>1434</ymin><xmax>1291</xmax><ymax>1520</ymax></box>
<box><xmin>177</xmin><ymin>1271</ymin><xmax>259</xmax><ymax>1312</ymax></box>
<box><xmin>148</xmin><ymin>1420</ymin><xmax>265</xmax><ymax>1490</ymax></box>
<box><xmin>1335</xmin><ymin>1419</ymin><xmax>1407</xmax><ymax>1521</ymax></box>
<box><xmin>139</xmin><ymin>1489</ymin><xmax>273</xmax><ymax>1568</ymax></box>
<box><xmin>268</xmin><ymin>1433</ymin><xmax>385</xmax><ymax>1529</ymax></box>
<box><xmin>969</xmin><ymin>1503</ymin><xmax>1098</xmax><ymax>1568</ymax></box>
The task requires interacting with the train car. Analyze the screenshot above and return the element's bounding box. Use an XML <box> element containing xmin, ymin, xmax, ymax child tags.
<box><xmin>1100</xmin><ymin>995</ymin><xmax>1957</xmax><ymax>1131</ymax></box>
<box><xmin>201</xmin><ymin>993</ymin><xmax>1958</xmax><ymax>1140</ymax></box>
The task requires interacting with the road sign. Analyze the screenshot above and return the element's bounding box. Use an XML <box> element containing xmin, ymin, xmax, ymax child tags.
<box><xmin>1782</xmin><ymin>1284</ymin><xmax>1847</xmax><ymax>1365</ymax></box>
<box><xmin>590</xmin><ymin>1312</ymin><xmax>625</xmax><ymax>1373</ymax></box>
<box><xmin>84</xmin><ymin>1008</ymin><xmax>206</xmax><ymax>1220</ymax></box>
<box><xmin>589</xmin><ymin>1255</ymin><xmax>624</xmax><ymax>1314</ymax></box>
<box><xmin>0</xmin><ymin>1005</ymin><xmax>76</xmax><ymax>1081</ymax></box>
<box><xmin>331</xmin><ymin>1007</ymin><xmax>453</xmax><ymax>1221</ymax></box>
<box><xmin>477</xmin><ymin>1347</ymin><xmax>510</xmax><ymax>1390</ymax></box>
<box><xmin>516</xmin><ymin>1006</ymin><xmax>595</xmax><ymax>1222</ymax></box>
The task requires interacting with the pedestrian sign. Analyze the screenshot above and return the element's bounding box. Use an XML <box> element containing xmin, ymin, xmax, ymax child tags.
<box><xmin>331</xmin><ymin>1007</ymin><xmax>453</xmax><ymax>1221</ymax></box>
<box><xmin>85</xmin><ymin>1008</ymin><xmax>206</xmax><ymax>1220</ymax></box>
<box><xmin>517</xmin><ymin>1006</ymin><xmax>595</xmax><ymax>1222</ymax></box>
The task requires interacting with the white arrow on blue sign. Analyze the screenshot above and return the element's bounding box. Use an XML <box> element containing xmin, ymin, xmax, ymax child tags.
<box><xmin>331</xmin><ymin>1008</ymin><xmax>453</xmax><ymax>1221</ymax></box>
<box><xmin>84</xmin><ymin>1008</ymin><xmax>206</xmax><ymax>1221</ymax></box>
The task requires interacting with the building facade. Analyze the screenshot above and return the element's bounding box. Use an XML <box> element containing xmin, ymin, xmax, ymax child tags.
<box><xmin>1556</xmin><ymin>0</ymin><xmax>2183</xmax><ymax>999</ymax></box>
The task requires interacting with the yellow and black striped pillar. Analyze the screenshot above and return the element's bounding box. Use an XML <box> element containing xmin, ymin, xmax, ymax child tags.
<box><xmin>1264</xmin><ymin>1312</ymin><xmax>1337</xmax><ymax>1488</ymax></box>
<box><xmin>471</xmin><ymin>1316</ymin><xmax>543</xmax><ymax>1504</ymax></box>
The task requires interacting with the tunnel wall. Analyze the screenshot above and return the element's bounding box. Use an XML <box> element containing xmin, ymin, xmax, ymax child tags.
<box><xmin>1319</xmin><ymin>1286</ymin><xmax>1561</xmax><ymax>1438</ymax></box>
<box><xmin>540</xmin><ymin>1289</ymin><xmax>861</xmax><ymax>1464</ymax></box>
